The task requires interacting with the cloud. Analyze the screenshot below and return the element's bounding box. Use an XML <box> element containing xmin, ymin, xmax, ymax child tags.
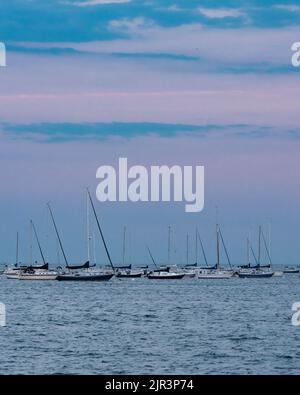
<box><xmin>275</xmin><ymin>4</ymin><xmax>300</xmax><ymax>12</ymax></box>
<box><xmin>166</xmin><ymin>5</ymin><xmax>182</xmax><ymax>12</ymax></box>
<box><xmin>71</xmin><ymin>0</ymin><xmax>131</xmax><ymax>6</ymax></box>
<box><xmin>108</xmin><ymin>17</ymin><xmax>155</xmax><ymax>34</ymax></box>
<box><xmin>198</xmin><ymin>7</ymin><xmax>244</xmax><ymax>19</ymax></box>
<box><xmin>2</xmin><ymin>122</ymin><xmax>299</xmax><ymax>144</ymax></box>
<box><xmin>1</xmin><ymin>1</ymin><xmax>300</xmax><ymax>43</ymax></box>
<box><xmin>1</xmin><ymin>122</ymin><xmax>217</xmax><ymax>142</ymax></box>
<box><xmin>21</xmin><ymin>23</ymin><xmax>298</xmax><ymax>64</ymax></box>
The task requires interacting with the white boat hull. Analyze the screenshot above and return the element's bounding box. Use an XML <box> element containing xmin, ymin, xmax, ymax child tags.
<box><xmin>198</xmin><ymin>273</ymin><xmax>232</xmax><ymax>279</ymax></box>
<box><xmin>183</xmin><ymin>272</ymin><xmax>196</xmax><ymax>278</ymax></box>
<box><xmin>6</xmin><ymin>273</ymin><xmax>20</xmax><ymax>279</ymax></box>
<box><xmin>19</xmin><ymin>272</ymin><xmax>58</xmax><ymax>280</ymax></box>
<box><xmin>18</xmin><ymin>271</ymin><xmax>58</xmax><ymax>281</ymax></box>
<box><xmin>197</xmin><ymin>269</ymin><xmax>233</xmax><ymax>279</ymax></box>
<box><xmin>273</xmin><ymin>271</ymin><xmax>284</xmax><ymax>277</ymax></box>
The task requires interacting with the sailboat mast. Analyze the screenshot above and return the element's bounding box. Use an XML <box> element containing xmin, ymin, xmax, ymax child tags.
<box><xmin>261</xmin><ymin>229</ymin><xmax>273</xmax><ymax>267</ymax></box>
<box><xmin>87</xmin><ymin>189</ymin><xmax>114</xmax><ymax>271</ymax></box>
<box><xmin>250</xmin><ymin>244</ymin><xmax>259</xmax><ymax>266</ymax></box>
<box><xmin>268</xmin><ymin>223</ymin><xmax>271</xmax><ymax>265</ymax></box>
<box><xmin>147</xmin><ymin>246</ymin><xmax>158</xmax><ymax>269</ymax></box>
<box><xmin>29</xmin><ymin>221</ymin><xmax>33</xmax><ymax>266</ymax></box>
<box><xmin>197</xmin><ymin>229</ymin><xmax>208</xmax><ymax>267</ymax></box>
<box><xmin>56</xmin><ymin>238</ymin><xmax>60</xmax><ymax>266</ymax></box>
<box><xmin>47</xmin><ymin>203</ymin><xmax>68</xmax><ymax>266</ymax></box>
<box><xmin>31</xmin><ymin>220</ymin><xmax>46</xmax><ymax>265</ymax></box>
<box><xmin>186</xmin><ymin>233</ymin><xmax>189</xmax><ymax>266</ymax></box>
<box><xmin>92</xmin><ymin>233</ymin><xmax>97</xmax><ymax>265</ymax></box>
<box><xmin>122</xmin><ymin>226</ymin><xmax>127</xmax><ymax>266</ymax></box>
<box><xmin>167</xmin><ymin>226</ymin><xmax>171</xmax><ymax>266</ymax></box>
<box><xmin>86</xmin><ymin>190</ymin><xmax>91</xmax><ymax>262</ymax></box>
<box><xmin>16</xmin><ymin>231</ymin><xmax>19</xmax><ymax>267</ymax></box>
<box><xmin>216</xmin><ymin>224</ymin><xmax>220</xmax><ymax>269</ymax></box>
<box><xmin>219</xmin><ymin>228</ymin><xmax>232</xmax><ymax>269</ymax></box>
<box><xmin>247</xmin><ymin>237</ymin><xmax>250</xmax><ymax>265</ymax></box>
<box><xmin>258</xmin><ymin>226</ymin><xmax>262</xmax><ymax>267</ymax></box>
<box><xmin>129</xmin><ymin>230</ymin><xmax>132</xmax><ymax>266</ymax></box>
<box><xmin>195</xmin><ymin>227</ymin><xmax>198</xmax><ymax>264</ymax></box>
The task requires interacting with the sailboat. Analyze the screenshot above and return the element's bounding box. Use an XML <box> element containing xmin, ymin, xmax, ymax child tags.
<box><xmin>48</xmin><ymin>196</ymin><xmax>113</xmax><ymax>282</ymax></box>
<box><xmin>4</xmin><ymin>232</ymin><xmax>22</xmax><ymax>279</ymax></box>
<box><xmin>115</xmin><ymin>227</ymin><xmax>143</xmax><ymax>278</ymax></box>
<box><xmin>5</xmin><ymin>231</ymin><xmax>51</xmax><ymax>279</ymax></box>
<box><xmin>198</xmin><ymin>225</ymin><xmax>233</xmax><ymax>279</ymax></box>
<box><xmin>182</xmin><ymin>232</ymin><xmax>196</xmax><ymax>278</ymax></box>
<box><xmin>18</xmin><ymin>220</ymin><xmax>58</xmax><ymax>280</ymax></box>
<box><xmin>194</xmin><ymin>228</ymin><xmax>218</xmax><ymax>273</ymax></box>
<box><xmin>283</xmin><ymin>266</ymin><xmax>299</xmax><ymax>274</ymax></box>
<box><xmin>238</xmin><ymin>227</ymin><xmax>274</xmax><ymax>278</ymax></box>
<box><xmin>115</xmin><ymin>268</ymin><xmax>143</xmax><ymax>278</ymax></box>
<box><xmin>146</xmin><ymin>246</ymin><xmax>185</xmax><ymax>279</ymax></box>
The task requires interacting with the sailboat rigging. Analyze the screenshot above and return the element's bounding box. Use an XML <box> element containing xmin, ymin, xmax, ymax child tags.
<box><xmin>198</xmin><ymin>224</ymin><xmax>233</xmax><ymax>279</ymax></box>
<box><xmin>115</xmin><ymin>226</ymin><xmax>142</xmax><ymax>278</ymax></box>
<box><xmin>146</xmin><ymin>245</ymin><xmax>184</xmax><ymax>280</ymax></box>
<box><xmin>238</xmin><ymin>226</ymin><xmax>274</xmax><ymax>278</ymax></box>
<box><xmin>48</xmin><ymin>199</ymin><xmax>112</xmax><ymax>281</ymax></box>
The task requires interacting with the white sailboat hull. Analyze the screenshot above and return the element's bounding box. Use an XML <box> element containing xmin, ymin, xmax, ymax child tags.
<box><xmin>6</xmin><ymin>273</ymin><xmax>20</xmax><ymax>279</ymax></box>
<box><xmin>183</xmin><ymin>272</ymin><xmax>196</xmax><ymax>278</ymax></box>
<box><xmin>198</xmin><ymin>270</ymin><xmax>233</xmax><ymax>279</ymax></box>
<box><xmin>19</xmin><ymin>272</ymin><xmax>58</xmax><ymax>280</ymax></box>
<box><xmin>273</xmin><ymin>271</ymin><xmax>284</xmax><ymax>277</ymax></box>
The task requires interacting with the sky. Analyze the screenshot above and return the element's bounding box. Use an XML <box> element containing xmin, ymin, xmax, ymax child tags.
<box><xmin>0</xmin><ymin>0</ymin><xmax>300</xmax><ymax>266</ymax></box>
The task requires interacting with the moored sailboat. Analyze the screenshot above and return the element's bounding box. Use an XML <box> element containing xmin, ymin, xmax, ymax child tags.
<box><xmin>181</xmin><ymin>232</ymin><xmax>196</xmax><ymax>278</ymax></box>
<box><xmin>4</xmin><ymin>232</ymin><xmax>22</xmax><ymax>279</ymax></box>
<box><xmin>147</xmin><ymin>271</ymin><xmax>185</xmax><ymax>280</ymax></box>
<box><xmin>19</xmin><ymin>267</ymin><xmax>58</xmax><ymax>281</ymax></box>
<box><xmin>18</xmin><ymin>220</ymin><xmax>58</xmax><ymax>281</ymax></box>
<box><xmin>115</xmin><ymin>227</ymin><xmax>143</xmax><ymax>278</ymax></box>
<box><xmin>283</xmin><ymin>266</ymin><xmax>299</xmax><ymax>274</ymax></box>
<box><xmin>198</xmin><ymin>225</ymin><xmax>233</xmax><ymax>279</ymax></box>
<box><xmin>5</xmin><ymin>230</ymin><xmax>54</xmax><ymax>279</ymax></box>
<box><xmin>146</xmin><ymin>246</ymin><xmax>184</xmax><ymax>280</ymax></box>
<box><xmin>238</xmin><ymin>227</ymin><xmax>274</xmax><ymax>278</ymax></box>
<box><xmin>48</xmin><ymin>196</ymin><xmax>114</xmax><ymax>282</ymax></box>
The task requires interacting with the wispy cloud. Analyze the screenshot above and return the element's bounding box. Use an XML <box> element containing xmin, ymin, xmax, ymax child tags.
<box><xmin>1</xmin><ymin>122</ymin><xmax>215</xmax><ymax>142</ymax></box>
<box><xmin>71</xmin><ymin>0</ymin><xmax>131</xmax><ymax>6</ymax></box>
<box><xmin>275</xmin><ymin>4</ymin><xmax>300</xmax><ymax>12</ymax></box>
<box><xmin>198</xmin><ymin>7</ymin><xmax>244</xmax><ymax>19</ymax></box>
<box><xmin>2</xmin><ymin>122</ymin><xmax>298</xmax><ymax>143</ymax></box>
<box><xmin>1</xmin><ymin>1</ymin><xmax>300</xmax><ymax>43</ymax></box>
<box><xmin>108</xmin><ymin>17</ymin><xmax>155</xmax><ymax>34</ymax></box>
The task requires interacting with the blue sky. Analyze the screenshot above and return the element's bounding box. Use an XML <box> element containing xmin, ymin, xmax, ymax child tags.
<box><xmin>0</xmin><ymin>1</ymin><xmax>300</xmax><ymax>266</ymax></box>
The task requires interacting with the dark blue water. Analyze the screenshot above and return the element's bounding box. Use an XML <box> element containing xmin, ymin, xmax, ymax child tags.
<box><xmin>0</xmin><ymin>274</ymin><xmax>300</xmax><ymax>374</ymax></box>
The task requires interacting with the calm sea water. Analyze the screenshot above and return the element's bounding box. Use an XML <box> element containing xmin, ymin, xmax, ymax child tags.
<box><xmin>0</xmin><ymin>272</ymin><xmax>300</xmax><ymax>375</ymax></box>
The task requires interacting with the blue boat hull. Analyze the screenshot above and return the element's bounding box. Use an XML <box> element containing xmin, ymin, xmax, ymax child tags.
<box><xmin>238</xmin><ymin>272</ymin><xmax>274</xmax><ymax>278</ymax></box>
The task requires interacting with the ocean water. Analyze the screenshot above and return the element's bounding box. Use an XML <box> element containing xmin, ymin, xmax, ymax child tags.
<box><xmin>0</xmin><ymin>273</ymin><xmax>300</xmax><ymax>375</ymax></box>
